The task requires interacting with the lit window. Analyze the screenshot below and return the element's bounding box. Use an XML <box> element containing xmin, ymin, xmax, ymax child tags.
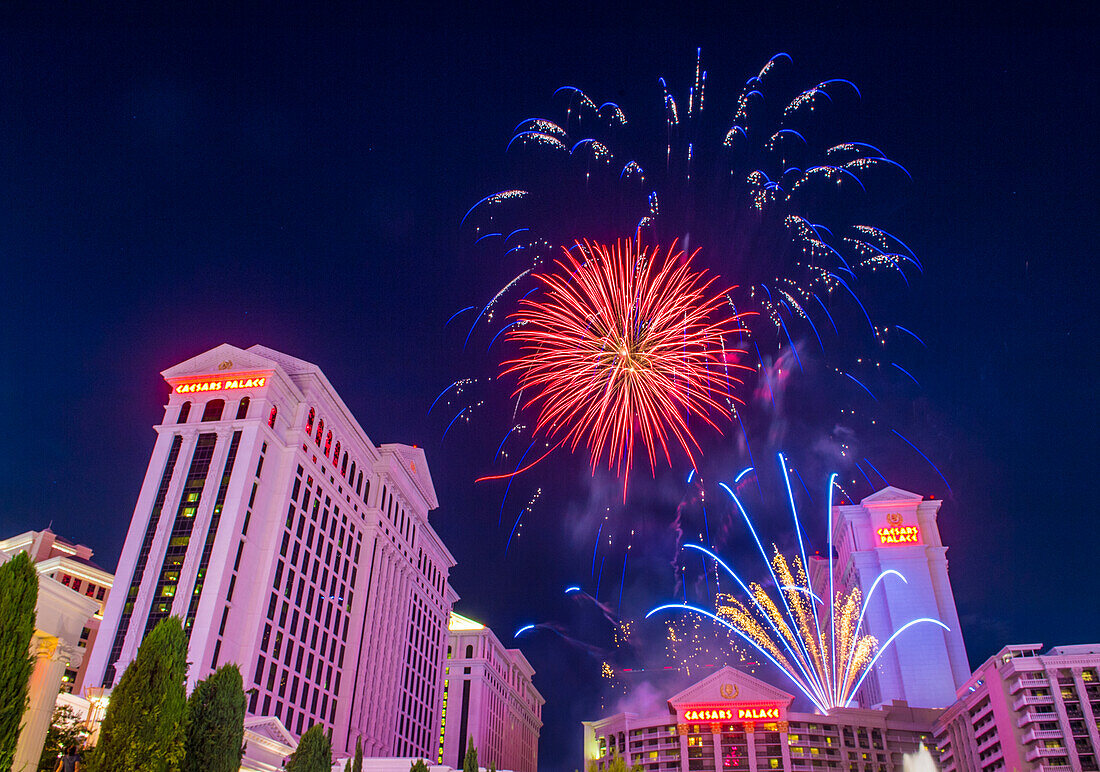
<box><xmin>316</xmin><ymin>419</ymin><xmax>324</xmax><ymax>445</ymax></box>
<box><xmin>202</xmin><ymin>399</ymin><xmax>225</xmax><ymax>422</ymax></box>
<box><xmin>178</xmin><ymin>401</ymin><xmax>191</xmax><ymax>423</ymax></box>
<box><xmin>237</xmin><ymin>397</ymin><xmax>250</xmax><ymax>419</ymax></box>
<box><xmin>306</xmin><ymin>408</ymin><xmax>315</xmax><ymax>435</ymax></box>
<box><xmin>269</xmin><ymin>405</ymin><xmax>278</xmax><ymax>428</ymax></box>
<box><xmin>333</xmin><ymin>441</ymin><xmax>341</xmax><ymax>467</ymax></box>
<box><xmin>325</xmin><ymin>431</ymin><xmax>332</xmax><ymax>457</ymax></box>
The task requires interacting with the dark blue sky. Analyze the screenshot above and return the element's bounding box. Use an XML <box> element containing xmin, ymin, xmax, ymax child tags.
<box><xmin>1</xmin><ymin>5</ymin><xmax>1095</xmax><ymax>770</ymax></box>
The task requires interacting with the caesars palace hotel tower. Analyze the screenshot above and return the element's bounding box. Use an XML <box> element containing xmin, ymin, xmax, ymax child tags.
<box><xmin>85</xmin><ymin>344</ymin><xmax>458</xmax><ymax>758</ymax></box>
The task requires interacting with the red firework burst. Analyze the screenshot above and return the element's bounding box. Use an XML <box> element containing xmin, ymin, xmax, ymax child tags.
<box><xmin>502</xmin><ymin>237</ymin><xmax>750</xmax><ymax>494</ymax></box>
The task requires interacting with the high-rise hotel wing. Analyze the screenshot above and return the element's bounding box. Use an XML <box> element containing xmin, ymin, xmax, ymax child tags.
<box><xmin>84</xmin><ymin>344</ymin><xmax>458</xmax><ymax>758</ymax></box>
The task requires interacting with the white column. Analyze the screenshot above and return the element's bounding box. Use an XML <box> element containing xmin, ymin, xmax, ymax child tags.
<box><xmin>12</xmin><ymin>637</ymin><xmax>82</xmax><ymax>772</ymax></box>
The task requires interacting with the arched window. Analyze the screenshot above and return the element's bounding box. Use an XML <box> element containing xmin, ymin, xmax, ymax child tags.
<box><xmin>465</xmin><ymin>644</ymin><xmax>473</xmax><ymax>659</ymax></box>
<box><xmin>236</xmin><ymin>396</ymin><xmax>250</xmax><ymax>419</ymax></box>
<box><xmin>316</xmin><ymin>419</ymin><xmax>324</xmax><ymax>445</ymax></box>
<box><xmin>324</xmin><ymin>431</ymin><xmax>332</xmax><ymax>457</ymax></box>
<box><xmin>178</xmin><ymin>401</ymin><xmax>191</xmax><ymax>423</ymax></box>
<box><xmin>363</xmin><ymin>478</ymin><xmax>370</xmax><ymax>499</ymax></box>
<box><xmin>355</xmin><ymin>469</ymin><xmax>362</xmax><ymax>495</ymax></box>
<box><xmin>201</xmin><ymin>399</ymin><xmax>225</xmax><ymax>422</ymax></box>
<box><xmin>350</xmin><ymin>461</ymin><xmax>357</xmax><ymax>486</ymax></box>
<box><xmin>333</xmin><ymin>441</ymin><xmax>341</xmax><ymax>466</ymax></box>
<box><xmin>268</xmin><ymin>405</ymin><xmax>278</xmax><ymax>428</ymax></box>
<box><xmin>341</xmin><ymin>452</ymin><xmax>348</xmax><ymax>475</ymax></box>
<box><xmin>306</xmin><ymin>407</ymin><xmax>315</xmax><ymax>435</ymax></box>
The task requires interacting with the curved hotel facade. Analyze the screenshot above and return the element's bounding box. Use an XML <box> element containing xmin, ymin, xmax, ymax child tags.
<box><xmin>84</xmin><ymin>344</ymin><xmax>459</xmax><ymax>760</ymax></box>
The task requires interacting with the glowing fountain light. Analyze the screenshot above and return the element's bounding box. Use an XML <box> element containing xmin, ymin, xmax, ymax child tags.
<box><xmin>492</xmin><ymin>235</ymin><xmax>750</xmax><ymax>497</ymax></box>
<box><xmin>647</xmin><ymin>453</ymin><xmax>949</xmax><ymax>711</ymax></box>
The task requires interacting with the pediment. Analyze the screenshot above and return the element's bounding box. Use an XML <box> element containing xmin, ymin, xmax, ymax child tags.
<box><xmin>860</xmin><ymin>486</ymin><xmax>924</xmax><ymax>506</ymax></box>
<box><xmin>668</xmin><ymin>665</ymin><xmax>793</xmax><ymax>708</ymax></box>
<box><xmin>161</xmin><ymin>344</ymin><xmax>280</xmax><ymax>380</ymax></box>
<box><xmin>243</xmin><ymin>715</ymin><xmax>296</xmax><ymax>747</ymax></box>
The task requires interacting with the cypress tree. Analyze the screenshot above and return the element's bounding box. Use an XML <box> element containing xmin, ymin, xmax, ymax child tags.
<box><xmin>0</xmin><ymin>551</ymin><xmax>38</xmax><ymax>772</ymax></box>
<box><xmin>462</xmin><ymin>739</ymin><xmax>478</xmax><ymax>772</ymax></box>
<box><xmin>85</xmin><ymin>616</ymin><xmax>188</xmax><ymax>772</ymax></box>
<box><xmin>353</xmin><ymin>737</ymin><xmax>363</xmax><ymax>772</ymax></box>
<box><xmin>284</xmin><ymin>725</ymin><xmax>331</xmax><ymax>772</ymax></box>
<box><xmin>181</xmin><ymin>664</ymin><xmax>246</xmax><ymax>772</ymax></box>
<box><xmin>410</xmin><ymin>760</ymin><xmax>429</xmax><ymax>772</ymax></box>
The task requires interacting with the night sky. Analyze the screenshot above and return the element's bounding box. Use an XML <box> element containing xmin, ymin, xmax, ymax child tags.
<box><xmin>1</xmin><ymin>5</ymin><xmax>1096</xmax><ymax>771</ymax></box>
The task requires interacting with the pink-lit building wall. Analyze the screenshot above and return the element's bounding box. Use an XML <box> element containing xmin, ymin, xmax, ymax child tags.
<box><xmin>934</xmin><ymin>644</ymin><xmax>1100</xmax><ymax>772</ymax></box>
<box><xmin>84</xmin><ymin>344</ymin><xmax>457</xmax><ymax>759</ymax></box>
<box><xmin>440</xmin><ymin>613</ymin><xmax>543</xmax><ymax>772</ymax></box>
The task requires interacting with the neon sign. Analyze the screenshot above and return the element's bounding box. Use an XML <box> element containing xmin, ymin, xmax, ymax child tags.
<box><xmin>682</xmin><ymin>704</ymin><xmax>782</xmax><ymax>722</ymax></box>
<box><xmin>173</xmin><ymin>373</ymin><xmax>269</xmax><ymax>394</ymax></box>
<box><xmin>684</xmin><ymin>709</ymin><xmax>733</xmax><ymax>722</ymax></box>
<box><xmin>876</xmin><ymin>526</ymin><xmax>920</xmax><ymax>545</ymax></box>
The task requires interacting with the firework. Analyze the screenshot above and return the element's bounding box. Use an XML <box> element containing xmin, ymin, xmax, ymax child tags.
<box><xmin>648</xmin><ymin>453</ymin><xmax>949</xmax><ymax>711</ymax></box>
<box><xmin>498</xmin><ymin>236</ymin><xmax>750</xmax><ymax>495</ymax></box>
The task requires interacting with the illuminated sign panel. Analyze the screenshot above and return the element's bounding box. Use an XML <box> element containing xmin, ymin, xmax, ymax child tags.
<box><xmin>876</xmin><ymin>526</ymin><xmax>920</xmax><ymax>546</ymax></box>
<box><xmin>682</xmin><ymin>704</ymin><xmax>783</xmax><ymax>723</ymax></box>
<box><xmin>172</xmin><ymin>372</ymin><xmax>271</xmax><ymax>394</ymax></box>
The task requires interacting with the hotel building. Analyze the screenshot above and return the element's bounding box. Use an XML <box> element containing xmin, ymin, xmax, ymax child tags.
<box><xmin>83</xmin><ymin>343</ymin><xmax>458</xmax><ymax>759</ymax></box>
<box><xmin>934</xmin><ymin>643</ymin><xmax>1100</xmax><ymax>772</ymax></box>
<box><xmin>0</xmin><ymin>529</ymin><xmax>113</xmax><ymax>695</ymax></box>
<box><xmin>582</xmin><ymin>665</ymin><xmax>941</xmax><ymax>772</ymax></box>
<box><xmin>815</xmin><ymin>486</ymin><xmax>970</xmax><ymax>709</ymax></box>
<box><xmin>439</xmin><ymin>612</ymin><xmax>544</xmax><ymax>772</ymax></box>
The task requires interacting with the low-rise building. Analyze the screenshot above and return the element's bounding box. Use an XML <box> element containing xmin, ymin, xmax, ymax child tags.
<box><xmin>582</xmin><ymin>665</ymin><xmax>941</xmax><ymax>772</ymax></box>
<box><xmin>934</xmin><ymin>643</ymin><xmax>1100</xmax><ymax>772</ymax></box>
<box><xmin>440</xmin><ymin>612</ymin><xmax>544</xmax><ymax>772</ymax></box>
<box><xmin>0</xmin><ymin>529</ymin><xmax>113</xmax><ymax>695</ymax></box>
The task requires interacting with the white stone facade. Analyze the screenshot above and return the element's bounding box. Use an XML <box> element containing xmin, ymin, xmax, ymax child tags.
<box><xmin>819</xmin><ymin>486</ymin><xmax>970</xmax><ymax>709</ymax></box>
<box><xmin>82</xmin><ymin>343</ymin><xmax>457</xmax><ymax>759</ymax></box>
<box><xmin>439</xmin><ymin>612</ymin><xmax>544</xmax><ymax>772</ymax></box>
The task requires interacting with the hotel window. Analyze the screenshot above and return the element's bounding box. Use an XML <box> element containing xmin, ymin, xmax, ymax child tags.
<box><xmin>316</xmin><ymin>419</ymin><xmax>324</xmax><ymax>445</ymax></box>
<box><xmin>236</xmin><ymin>396</ymin><xmax>250</xmax><ymax>419</ymax></box>
<box><xmin>341</xmin><ymin>452</ymin><xmax>348</xmax><ymax>475</ymax></box>
<box><xmin>306</xmin><ymin>408</ymin><xmax>315</xmax><ymax>435</ymax></box>
<box><xmin>333</xmin><ymin>442</ymin><xmax>341</xmax><ymax>468</ymax></box>
<box><xmin>325</xmin><ymin>431</ymin><xmax>332</xmax><ymax>457</ymax></box>
<box><xmin>202</xmin><ymin>399</ymin><xmax>225</xmax><ymax>422</ymax></box>
<box><xmin>178</xmin><ymin>401</ymin><xmax>191</xmax><ymax>423</ymax></box>
<box><xmin>268</xmin><ymin>405</ymin><xmax>278</xmax><ymax>428</ymax></box>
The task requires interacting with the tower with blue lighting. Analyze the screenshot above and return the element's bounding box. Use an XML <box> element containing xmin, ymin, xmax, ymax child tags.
<box><xmin>825</xmin><ymin>486</ymin><xmax>970</xmax><ymax>709</ymax></box>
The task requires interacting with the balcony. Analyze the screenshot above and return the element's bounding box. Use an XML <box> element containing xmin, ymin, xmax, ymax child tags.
<box><xmin>1011</xmin><ymin>676</ymin><xmax>1050</xmax><ymax>693</ymax></box>
<box><xmin>1027</xmin><ymin>744</ymin><xmax>1068</xmax><ymax>763</ymax></box>
<box><xmin>1036</xmin><ymin>764</ymin><xmax>1073</xmax><ymax>772</ymax></box>
<box><xmin>1019</xmin><ymin>712</ymin><xmax>1054</xmax><ymax>727</ymax></box>
<box><xmin>1023</xmin><ymin>728</ymin><xmax>1064</xmax><ymax>744</ymax></box>
<box><xmin>1013</xmin><ymin>693</ymin><xmax>1055</xmax><ymax>711</ymax></box>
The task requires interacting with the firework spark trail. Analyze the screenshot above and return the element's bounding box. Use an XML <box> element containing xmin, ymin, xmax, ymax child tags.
<box><xmin>501</xmin><ymin>236</ymin><xmax>750</xmax><ymax>497</ymax></box>
<box><xmin>649</xmin><ymin>454</ymin><xmax>950</xmax><ymax>710</ymax></box>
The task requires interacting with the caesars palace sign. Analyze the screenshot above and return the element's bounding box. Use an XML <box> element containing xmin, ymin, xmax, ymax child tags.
<box><xmin>682</xmin><ymin>706</ymin><xmax>782</xmax><ymax>722</ymax></box>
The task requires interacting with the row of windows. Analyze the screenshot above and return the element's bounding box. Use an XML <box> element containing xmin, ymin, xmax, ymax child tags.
<box><xmin>304</xmin><ymin>408</ymin><xmax>368</xmax><ymax>500</ymax></box>
<box><xmin>250</xmin><ymin>465</ymin><xmax>362</xmax><ymax>738</ymax></box>
<box><xmin>58</xmin><ymin>573</ymin><xmax>107</xmax><ymax>601</ymax></box>
<box><xmin>104</xmin><ymin>434</ymin><xmax>185</xmax><ymax>686</ymax></box>
<box><xmin>209</xmin><ymin>441</ymin><xmax>262</xmax><ymax>673</ymax></box>
<box><xmin>177</xmin><ymin>397</ymin><xmax>278</xmax><ymax>428</ymax></box>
